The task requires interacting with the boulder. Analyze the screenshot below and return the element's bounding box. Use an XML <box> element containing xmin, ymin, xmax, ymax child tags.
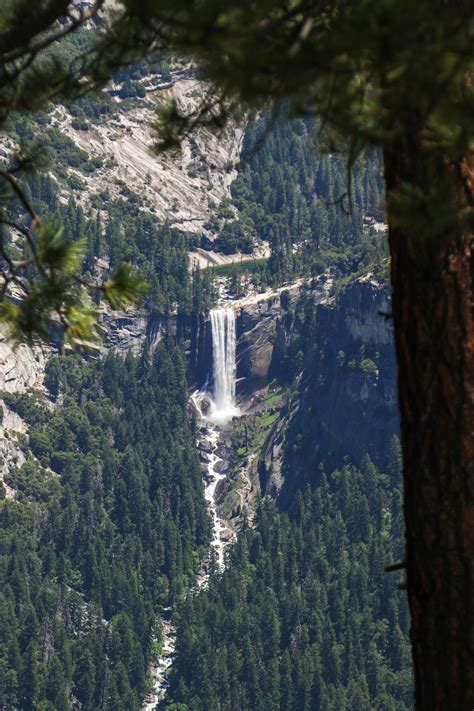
<box><xmin>219</xmin><ymin>529</ymin><xmax>234</xmax><ymax>542</ymax></box>
<box><xmin>198</xmin><ymin>441</ymin><xmax>214</xmax><ymax>454</ymax></box>
<box><xmin>203</xmin><ymin>470</ymin><xmax>214</xmax><ymax>484</ymax></box>
<box><xmin>214</xmin><ymin>460</ymin><xmax>230</xmax><ymax>474</ymax></box>
<box><xmin>200</xmin><ymin>396</ymin><xmax>211</xmax><ymax>415</ymax></box>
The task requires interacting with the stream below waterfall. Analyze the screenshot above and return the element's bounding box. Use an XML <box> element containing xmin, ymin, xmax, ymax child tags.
<box><xmin>143</xmin><ymin>415</ymin><xmax>237</xmax><ymax>710</ymax></box>
<box><xmin>143</xmin><ymin>308</ymin><xmax>239</xmax><ymax>710</ymax></box>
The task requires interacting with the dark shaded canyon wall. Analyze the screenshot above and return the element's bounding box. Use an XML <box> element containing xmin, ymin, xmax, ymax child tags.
<box><xmin>260</xmin><ymin>276</ymin><xmax>399</xmax><ymax>500</ymax></box>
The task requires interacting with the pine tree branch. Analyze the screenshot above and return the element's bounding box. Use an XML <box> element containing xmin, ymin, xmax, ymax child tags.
<box><xmin>0</xmin><ymin>1</ymin><xmax>71</xmax><ymax>55</ymax></box>
<box><xmin>3</xmin><ymin>0</ymin><xmax>106</xmax><ymax>63</ymax></box>
<box><xmin>385</xmin><ymin>560</ymin><xmax>406</xmax><ymax>573</ymax></box>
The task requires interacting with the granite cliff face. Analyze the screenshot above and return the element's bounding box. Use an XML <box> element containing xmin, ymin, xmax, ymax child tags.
<box><xmin>53</xmin><ymin>73</ymin><xmax>243</xmax><ymax>239</ymax></box>
<box><xmin>259</xmin><ymin>276</ymin><xmax>399</xmax><ymax>500</ymax></box>
<box><xmin>0</xmin><ymin>332</ymin><xmax>50</xmax><ymax>497</ymax></box>
<box><xmin>0</xmin><ymin>333</ymin><xmax>47</xmax><ymax>393</ymax></box>
<box><xmin>298</xmin><ymin>276</ymin><xmax>398</xmax><ymax>467</ymax></box>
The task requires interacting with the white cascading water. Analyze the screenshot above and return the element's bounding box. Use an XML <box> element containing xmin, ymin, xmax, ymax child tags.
<box><xmin>144</xmin><ymin>307</ymin><xmax>239</xmax><ymax>709</ymax></box>
<box><xmin>209</xmin><ymin>308</ymin><xmax>239</xmax><ymax>422</ymax></box>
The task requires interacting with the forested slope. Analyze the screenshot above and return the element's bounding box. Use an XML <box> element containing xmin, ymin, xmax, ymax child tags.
<box><xmin>165</xmin><ymin>458</ymin><xmax>412</xmax><ymax>711</ymax></box>
<box><xmin>210</xmin><ymin>115</ymin><xmax>387</xmax><ymax>288</ymax></box>
<box><xmin>0</xmin><ymin>344</ymin><xmax>209</xmax><ymax>710</ymax></box>
<box><xmin>0</xmin><ymin>32</ymin><xmax>407</xmax><ymax>711</ymax></box>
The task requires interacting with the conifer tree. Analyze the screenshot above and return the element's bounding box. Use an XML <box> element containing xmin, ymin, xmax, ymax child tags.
<box><xmin>0</xmin><ymin>2</ymin><xmax>473</xmax><ymax>705</ymax></box>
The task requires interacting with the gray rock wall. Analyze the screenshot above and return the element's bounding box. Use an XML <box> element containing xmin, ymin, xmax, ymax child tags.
<box><xmin>235</xmin><ymin>297</ymin><xmax>280</xmax><ymax>395</ymax></box>
<box><xmin>260</xmin><ymin>276</ymin><xmax>400</xmax><ymax>499</ymax></box>
<box><xmin>0</xmin><ymin>331</ymin><xmax>48</xmax><ymax>393</ymax></box>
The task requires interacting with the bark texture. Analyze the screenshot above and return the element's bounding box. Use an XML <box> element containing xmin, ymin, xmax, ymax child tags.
<box><xmin>384</xmin><ymin>134</ymin><xmax>474</xmax><ymax>709</ymax></box>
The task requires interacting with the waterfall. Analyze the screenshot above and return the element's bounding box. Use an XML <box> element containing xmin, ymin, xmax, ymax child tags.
<box><xmin>209</xmin><ymin>308</ymin><xmax>239</xmax><ymax>422</ymax></box>
<box><xmin>145</xmin><ymin>309</ymin><xmax>239</xmax><ymax>708</ymax></box>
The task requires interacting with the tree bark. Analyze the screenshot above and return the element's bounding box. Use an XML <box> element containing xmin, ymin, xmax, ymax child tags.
<box><xmin>384</xmin><ymin>132</ymin><xmax>474</xmax><ymax>709</ymax></box>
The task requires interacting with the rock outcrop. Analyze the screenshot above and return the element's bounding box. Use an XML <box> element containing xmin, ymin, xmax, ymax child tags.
<box><xmin>101</xmin><ymin>310</ymin><xmax>167</xmax><ymax>355</ymax></box>
<box><xmin>0</xmin><ymin>332</ymin><xmax>47</xmax><ymax>393</ymax></box>
<box><xmin>0</xmin><ymin>404</ymin><xmax>28</xmax><ymax>499</ymax></box>
<box><xmin>0</xmin><ymin>332</ymin><xmax>49</xmax><ymax>498</ymax></box>
<box><xmin>236</xmin><ymin>299</ymin><xmax>279</xmax><ymax>392</ymax></box>
<box><xmin>53</xmin><ymin>75</ymin><xmax>244</xmax><ymax>237</ymax></box>
<box><xmin>234</xmin><ymin>277</ymin><xmax>331</xmax><ymax>396</ymax></box>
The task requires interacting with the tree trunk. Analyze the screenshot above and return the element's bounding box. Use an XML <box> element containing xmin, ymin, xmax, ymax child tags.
<box><xmin>383</xmin><ymin>134</ymin><xmax>474</xmax><ymax>709</ymax></box>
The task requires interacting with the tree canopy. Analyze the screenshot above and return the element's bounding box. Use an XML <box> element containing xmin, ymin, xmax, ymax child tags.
<box><xmin>0</xmin><ymin>2</ymin><xmax>473</xmax><ymax>707</ymax></box>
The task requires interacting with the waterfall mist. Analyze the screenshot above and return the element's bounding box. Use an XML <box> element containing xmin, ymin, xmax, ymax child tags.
<box><xmin>209</xmin><ymin>308</ymin><xmax>239</xmax><ymax>423</ymax></box>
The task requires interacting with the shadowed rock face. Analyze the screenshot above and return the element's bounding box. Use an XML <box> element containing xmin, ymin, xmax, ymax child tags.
<box><xmin>259</xmin><ymin>277</ymin><xmax>400</xmax><ymax>501</ymax></box>
<box><xmin>300</xmin><ymin>278</ymin><xmax>398</xmax><ymax>465</ymax></box>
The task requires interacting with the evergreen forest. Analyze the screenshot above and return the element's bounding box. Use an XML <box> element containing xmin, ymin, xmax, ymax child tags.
<box><xmin>209</xmin><ymin>115</ymin><xmax>387</xmax><ymax>289</ymax></box>
<box><xmin>0</xmin><ymin>346</ymin><xmax>209</xmax><ymax>709</ymax></box>
<box><xmin>0</xmin><ymin>21</ymin><xmax>412</xmax><ymax>711</ymax></box>
<box><xmin>166</xmin><ymin>458</ymin><xmax>411</xmax><ymax>711</ymax></box>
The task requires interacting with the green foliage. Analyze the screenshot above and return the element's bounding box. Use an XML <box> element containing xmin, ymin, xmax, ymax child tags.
<box><xmin>0</xmin><ymin>345</ymin><xmax>211</xmax><ymax>709</ymax></box>
<box><xmin>360</xmin><ymin>358</ymin><xmax>378</xmax><ymax>373</ymax></box>
<box><xmin>5</xmin><ymin>460</ymin><xmax>59</xmax><ymax>502</ymax></box>
<box><xmin>136</xmin><ymin>0</ymin><xmax>474</xmax><ymax>165</ymax></box>
<box><xmin>217</xmin><ymin>114</ymin><xmax>387</xmax><ymax>287</ymax></box>
<box><xmin>0</xmin><ymin>162</ymin><xmax>145</xmax><ymax>346</ymax></box>
<box><xmin>166</xmin><ymin>460</ymin><xmax>412</xmax><ymax>711</ymax></box>
<box><xmin>103</xmin><ymin>262</ymin><xmax>148</xmax><ymax>310</ymax></box>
